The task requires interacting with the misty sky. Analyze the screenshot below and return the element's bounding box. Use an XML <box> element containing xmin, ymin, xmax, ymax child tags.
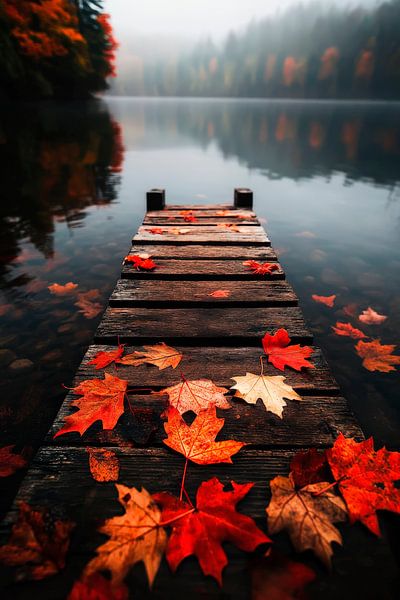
<box><xmin>104</xmin><ymin>0</ymin><xmax>378</xmax><ymax>40</ymax></box>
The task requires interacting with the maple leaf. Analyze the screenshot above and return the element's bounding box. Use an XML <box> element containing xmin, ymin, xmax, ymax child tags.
<box><xmin>156</xmin><ymin>377</ymin><xmax>230</xmax><ymax>415</ymax></box>
<box><xmin>68</xmin><ymin>573</ymin><xmax>128</xmax><ymax>600</ymax></box>
<box><xmin>266</xmin><ymin>476</ymin><xmax>347</xmax><ymax>566</ymax></box>
<box><xmin>331</xmin><ymin>322</ymin><xmax>366</xmax><ymax>339</ymax></box>
<box><xmin>48</xmin><ymin>282</ymin><xmax>78</xmax><ymax>295</ymax></box>
<box><xmin>358</xmin><ymin>307</ymin><xmax>387</xmax><ymax>325</ymax></box>
<box><xmin>88</xmin><ymin>344</ymin><xmax>125</xmax><ymax>369</ymax></box>
<box><xmin>290</xmin><ymin>448</ymin><xmax>329</xmax><ymax>489</ymax></box>
<box><xmin>209</xmin><ymin>289</ymin><xmax>230</xmax><ymax>298</ymax></box>
<box><xmin>0</xmin><ymin>502</ymin><xmax>74</xmax><ymax>580</ymax></box>
<box><xmin>86</xmin><ymin>485</ymin><xmax>166</xmax><ymax>587</ymax></box>
<box><xmin>170</xmin><ymin>227</ymin><xmax>191</xmax><ymax>235</ymax></box>
<box><xmin>147</xmin><ymin>227</ymin><xmax>164</xmax><ymax>235</ymax></box>
<box><xmin>154</xmin><ymin>477</ymin><xmax>270</xmax><ymax>584</ymax></box>
<box><xmin>251</xmin><ymin>551</ymin><xmax>316</xmax><ymax>600</ymax></box>
<box><xmin>88</xmin><ymin>448</ymin><xmax>120</xmax><ymax>482</ymax></box>
<box><xmin>262</xmin><ymin>328</ymin><xmax>314</xmax><ymax>371</ymax></box>
<box><xmin>217</xmin><ymin>223</ymin><xmax>240</xmax><ymax>232</ymax></box>
<box><xmin>54</xmin><ymin>373</ymin><xmax>128</xmax><ymax>437</ymax></box>
<box><xmin>311</xmin><ymin>294</ymin><xmax>336</xmax><ymax>307</ymax></box>
<box><xmin>163</xmin><ymin>405</ymin><xmax>245</xmax><ymax>465</ymax></box>
<box><xmin>118</xmin><ymin>342</ymin><xmax>182</xmax><ymax>370</ymax></box>
<box><xmin>326</xmin><ymin>434</ymin><xmax>400</xmax><ymax>536</ymax></box>
<box><xmin>124</xmin><ymin>255</ymin><xmax>157</xmax><ymax>271</ymax></box>
<box><xmin>243</xmin><ymin>260</ymin><xmax>279</xmax><ymax>275</ymax></box>
<box><xmin>75</xmin><ymin>289</ymin><xmax>102</xmax><ymax>319</ymax></box>
<box><xmin>0</xmin><ymin>445</ymin><xmax>27</xmax><ymax>477</ymax></box>
<box><xmin>355</xmin><ymin>339</ymin><xmax>400</xmax><ymax>372</ymax></box>
<box><xmin>230</xmin><ymin>370</ymin><xmax>302</xmax><ymax>418</ymax></box>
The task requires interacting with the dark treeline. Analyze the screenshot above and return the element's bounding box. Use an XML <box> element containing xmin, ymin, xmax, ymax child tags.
<box><xmin>0</xmin><ymin>0</ymin><xmax>117</xmax><ymax>99</ymax></box>
<box><xmin>112</xmin><ymin>0</ymin><xmax>400</xmax><ymax>99</ymax></box>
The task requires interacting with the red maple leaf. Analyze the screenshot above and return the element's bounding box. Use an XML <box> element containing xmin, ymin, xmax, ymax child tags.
<box><xmin>154</xmin><ymin>478</ymin><xmax>270</xmax><ymax>584</ymax></box>
<box><xmin>290</xmin><ymin>448</ymin><xmax>329</xmax><ymax>489</ymax></box>
<box><xmin>331</xmin><ymin>322</ymin><xmax>366</xmax><ymax>339</ymax></box>
<box><xmin>124</xmin><ymin>255</ymin><xmax>157</xmax><ymax>271</ymax></box>
<box><xmin>68</xmin><ymin>574</ymin><xmax>128</xmax><ymax>600</ymax></box>
<box><xmin>327</xmin><ymin>434</ymin><xmax>400</xmax><ymax>536</ymax></box>
<box><xmin>54</xmin><ymin>373</ymin><xmax>128</xmax><ymax>437</ymax></box>
<box><xmin>262</xmin><ymin>328</ymin><xmax>314</xmax><ymax>371</ymax></box>
<box><xmin>311</xmin><ymin>294</ymin><xmax>336</xmax><ymax>307</ymax></box>
<box><xmin>88</xmin><ymin>344</ymin><xmax>125</xmax><ymax>369</ymax></box>
<box><xmin>243</xmin><ymin>260</ymin><xmax>280</xmax><ymax>275</ymax></box>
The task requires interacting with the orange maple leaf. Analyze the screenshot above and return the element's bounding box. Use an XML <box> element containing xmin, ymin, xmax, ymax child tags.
<box><xmin>0</xmin><ymin>502</ymin><xmax>74</xmax><ymax>580</ymax></box>
<box><xmin>331</xmin><ymin>322</ymin><xmax>366</xmax><ymax>339</ymax></box>
<box><xmin>118</xmin><ymin>342</ymin><xmax>182</xmax><ymax>370</ymax></box>
<box><xmin>312</xmin><ymin>294</ymin><xmax>336</xmax><ymax>307</ymax></box>
<box><xmin>355</xmin><ymin>339</ymin><xmax>400</xmax><ymax>372</ymax></box>
<box><xmin>217</xmin><ymin>223</ymin><xmax>240</xmax><ymax>232</ymax></box>
<box><xmin>163</xmin><ymin>406</ymin><xmax>245</xmax><ymax>465</ymax></box>
<box><xmin>243</xmin><ymin>260</ymin><xmax>279</xmax><ymax>275</ymax></box>
<box><xmin>147</xmin><ymin>228</ymin><xmax>163</xmax><ymax>235</ymax></box>
<box><xmin>54</xmin><ymin>373</ymin><xmax>128</xmax><ymax>437</ymax></box>
<box><xmin>156</xmin><ymin>377</ymin><xmax>230</xmax><ymax>415</ymax></box>
<box><xmin>358</xmin><ymin>307</ymin><xmax>387</xmax><ymax>325</ymax></box>
<box><xmin>88</xmin><ymin>448</ymin><xmax>120</xmax><ymax>482</ymax></box>
<box><xmin>262</xmin><ymin>328</ymin><xmax>314</xmax><ymax>371</ymax></box>
<box><xmin>124</xmin><ymin>255</ymin><xmax>157</xmax><ymax>271</ymax></box>
<box><xmin>209</xmin><ymin>289</ymin><xmax>230</xmax><ymax>298</ymax></box>
<box><xmin>154</xmin><ymin>478</ymin><xmax>270</xmax><ymax>585</ymax></box>
<box><xmin>327</xmin><ymin>434</ymin><xmax>400</xmax><ymax>536</ymax></box>
<box><xmin>48</xmin><ymin>282</ymin><xmax>78</xmax><ymax>295</ymax></box>
<box><xmin>88</xmin><ymin>344</ymin><xmax>125</xmax><ymax>369</ymax></box>
<box><xmin>75</xmin><ymin>289</ymin><xmax>102</xmax><ymax>319</ymax></box>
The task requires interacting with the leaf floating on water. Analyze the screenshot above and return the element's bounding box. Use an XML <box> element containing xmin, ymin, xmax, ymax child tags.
<box><xmin>327</xmin><ymin>434</ymin><xmax>400</xmax><ymax>536</ymax></box>
<box><xmin>163</xmin><ymin>405</ymin><xmax>245</xmax><ymax>465</ymax></box>
<box><xmin>311</xmin><ymin>294</ymin><xmax>336</xmax><ymax>307</ymax></box>
<box><xmin>118</xmin><ymin>342</ymin><xmax>182</xmax><ymax>370</ymax></box>
<box><xmin>154</xmin><ymin>477</ymin><xmax>270</xmax><ymax>585</ymax></box>
<box><xmin>88</xmin><ymin>448</ymin><xmax>120</xmax><ymax>482</ymax></box>
<box><xmin>0</xmin><ymin>502</ymin><xmax>74</xmax><ymax>580</ymax></box>
<box><xmin>355</xmin><ymin>339</ymin><xmax>400</xmax><ymax>372</ymax></box>
<box><xmin>266</xmin><ymin>476</ymin><xmax>347</xmax><ymax>566</ymax></box>
<box><xmin>230</xmin><ymin>371</ymin><xmax>302</xmax><ymax>418</ymax></box>
<box><xmin>48</xmin><ymin>282</ymin><xmax>78</xmax><ymax>296</ymax></box>
<box><xmin>358</xmin><ymin>307</ymin><xmax>387</xmax><ymax>325</ymax></box>
<box><xmin>156</xmin><ymin>377</ymin><xmax>230</xmax><ymax>415</ymax></box>
<box><xmin>85</xmin><ymin>485</ymin><xmax>166</xmax><ymax>587</ymax></box>
<box><xmin>75</xmin><ymin>289</ymin><xmax>102</xmax><ymax>319</ymax></box>
<box><xmin>262</xmin><ymin>328</ymin><xmax>314</xmax><ymax>371</ymax></box>
<box><xmin>88</xmin><ymin>344</ymin><xmax>125</xmax><ymax>369</ymax></box>
<box><xmin>331</xmin><ymin>322</ymin><xmax>367</xmax><ymax>339</ymax></box>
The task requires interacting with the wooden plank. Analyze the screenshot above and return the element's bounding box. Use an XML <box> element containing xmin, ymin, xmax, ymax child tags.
<box><xmin>130</xmin><ymin>244</ymin><xmax>277</xmax><ymax>260</ymax></box>
<box><xmin>121</xmin><ymin>258</ymin><xmax>284</xmax><ymax>280</ymax></box>
<box><xmin>1</xmin><ymin>448</ymin><xmax>396</xmax><ymax>600</ymax></box>
<box><xmin>49</xmin><ymin>394</ymin><xmax>362</xmax><ymax>447</ymax></box>
<box><xmin>143</xmin><ymin>216</ymin><xmax>259</xmax><ymax>225</ymax></box>
<box><xmin>164</xmin><ymin>203</ymin><xmax>233</xmax><ymax>210</ymax></box>
<box><xmin>110</xmin><ymin>279</ymin><xmax>296</xmax><ymax>307</ymax></box>
<box><xmin>67</xmin><ymin>345</ymin><xmax>340</xmax><ymax>393</ymax></box>
<box><xmin>95</xmin><ymin>307</ymin><xmax>312</xmax><ymax>344</ymax></box>
<box><xmin>146</xmin><ymin>209</ymin><xmax>256</xmax><ymax>218</ymax></box>
<box><xmin>134</xmin><ymin>225</ymin><xmax>270</xmax><ymax>245</ymax></box>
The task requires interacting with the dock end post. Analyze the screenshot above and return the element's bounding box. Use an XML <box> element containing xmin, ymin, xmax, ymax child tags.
<box><xmin>234</xmin><ymin>188</ymin><xmax>253</xmax><ymax>209</ymax></box>
<box><xmin>146</xmin><ymin>189</ymin><xmax>165</xmax><ymax>211</ymax></box>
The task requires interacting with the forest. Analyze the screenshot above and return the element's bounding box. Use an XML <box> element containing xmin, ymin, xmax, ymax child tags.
<box><xmin>111</xmin><ymin>0</ymin><xmax>400</xmax><ymax>99</ymax></box>
<box><xmin>0</xmin><ymin>0</ymin><xmax>117</xmax><ymax>99</ymax></box>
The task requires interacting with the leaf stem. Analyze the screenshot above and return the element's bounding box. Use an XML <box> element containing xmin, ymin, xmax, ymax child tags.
<box><xmin>158</xmin><ymin>507</ymin><xmax>195</xmax><ymax>528</ymax></box>
<box><xmin>259</xmin><ymin>356</ymin><xmax>264</xmax><ymax>375</ymax></box>
<box><xmin>180</xmin><ymin>458</ymin><xmax>189</xmax><ymax>501</ymax></box>
<box><xmin>311</xmin><ymin>477</ymin><xmax>345</xmax><ymax>497</ymax></box>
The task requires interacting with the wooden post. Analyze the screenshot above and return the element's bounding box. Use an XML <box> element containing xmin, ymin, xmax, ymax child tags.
<box><xmin>234</xmin><ymin>187</ymin><xmax>253</xmax><ymax>209</ymax></box>
<box><xmin>146</xmin><ymin>189</ymin><xmax>165</xmax><ymax>211</ymax></box>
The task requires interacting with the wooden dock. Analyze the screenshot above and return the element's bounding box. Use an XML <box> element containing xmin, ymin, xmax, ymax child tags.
<box><xmin>0</xmin><ymin>189</ymin><xmax>398</xmax><ymax>599</ymax></box>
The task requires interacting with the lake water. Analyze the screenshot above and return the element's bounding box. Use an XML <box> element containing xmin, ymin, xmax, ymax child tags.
<box><xmin>0</xmin><ymin>96</ymin><xmax>400</xmax><ymax>513</ymax></box>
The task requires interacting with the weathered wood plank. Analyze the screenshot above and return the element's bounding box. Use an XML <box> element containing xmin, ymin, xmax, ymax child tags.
<box><xmin>134</xmin><ymin>225</ymin><xmax>270</xmax><ymax>245</ymax></box>
<box><xmin>1</xmin><ymin>449</ymin><xmax>396</xmax><ymax>600</ymax></box>
<box><xmin>121</xmin><ymin>258</ymin><xmax>283</xmax><ymax>280</ymax></box>
<box><xmin>143</xmin><ymin>217</ymin><xmax>259</xmax><ymax>225</ymax></box>
<box><xmin>110</xmin><ymin>279</ymin><xmax>295</xmax><ymax>307</ymax></box>
<box><xmin>130</xmin><ymin>244</ymin><xmax>277</xmax><ymax>260</ymax></box>
<box><xmin>146</xmin><ymin>209</ymin><xmax>256</xmax><ymax>218</ymax></box>
<box><xmin>66</xmin><ymin>345</ymin><xmax>340</xmax><ymax>393</ymax></box>
<box><xmin>94</xmin><ymin>307</ymin><xmax>312</xmax><ymax>344</ymax></box>
<box><xmin>164</xmin><ymin>203</ymin><xmax>233</xmax><ymax>210</ymax></box>
<box><xmin>49</xmin><ymin>394</ymin><xmax>362</xmax><ymax>447</ymax></box>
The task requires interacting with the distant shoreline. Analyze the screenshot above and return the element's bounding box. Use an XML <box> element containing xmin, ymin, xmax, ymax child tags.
<box><xmin>103</xmin><ymin>95</ymin><xmax>400</xmax><ymax>106</ymax></box>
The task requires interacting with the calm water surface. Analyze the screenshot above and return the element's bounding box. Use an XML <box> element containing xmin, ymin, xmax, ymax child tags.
<box><xmin>0</xmin><ymin>97</ymin><xmax>399</xmax><ymax>512</ymax></box>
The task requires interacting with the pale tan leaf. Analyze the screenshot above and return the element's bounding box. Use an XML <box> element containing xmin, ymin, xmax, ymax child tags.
<box><xmin>230</xmin><ymin>372</ymin><xmax>302</xmax><ymax>418</ymax></box>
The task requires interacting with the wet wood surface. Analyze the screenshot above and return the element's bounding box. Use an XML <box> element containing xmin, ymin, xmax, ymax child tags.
<box><xmin>2</xmin><ymin>200</ymin><xmax>392</xmax><ymax>600</ymax></box>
